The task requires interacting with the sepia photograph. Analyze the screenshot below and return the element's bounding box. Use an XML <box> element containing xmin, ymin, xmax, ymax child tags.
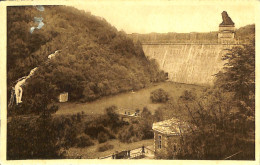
<box><xmin>0</xmin><ymin>0</ymin><xmax>258</xmax><ymax>164</ymax></box>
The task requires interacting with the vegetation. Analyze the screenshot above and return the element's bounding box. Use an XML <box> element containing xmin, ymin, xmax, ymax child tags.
<box><xmin>11</xmin><ymin>105</ymin><xmax>154</xmax><ymax>159</ymax></box>
<box><xmin>129</xmin><ymin>31</ymin><xmax>219</xmax><ymax>44</ymax></box>
<box><xmin>76</xmin><ymin>134</ymin><xmax>94</xmax><ymax>148</ymax></box>
<box><xmin>7</xmin><ymin>114</ymin><xmax>64</xmax><ymax>159</ymax></box>
<box><xmin>56</xmin><ymin>81</ymin><xmax>203</xmax><ymax>115</ymax></box>
<box><xmin>129</xmin><ymin>24</ymin><xmax>255</xmax><ymax>44</ymax></box>
<box><xmin>7</xmin><ymin>6</ymin><xmax>165</xmax><ymax>115</ymax></box>
<box><xmin>236</xmin><ymin>24</ymin><xmax>255</xmax><ymax>44</ymax></box>
<box><xmin>150</xmin><ymin>88</ymin><xmax>169</xmax><ymax>103</ymax></box>
<box><xmin>97</xmin><ymin>132</ymin><xmax>109</xmax><ymax>143</ymax></box>
<box><xmin>179</xmin><ymin>90</ymin><xmax>197</xmax><ymax>101</ymax></box>
<box><xmin>97</xmin><ymin>143</ymin><xmax>114</xmax><ymax>152</ymax></box>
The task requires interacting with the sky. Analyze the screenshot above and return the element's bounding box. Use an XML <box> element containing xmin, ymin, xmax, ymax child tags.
<box><xmin>73</xmin><ymin>1</ymin><xmax>255</xmax><ymax>34</ymax></box>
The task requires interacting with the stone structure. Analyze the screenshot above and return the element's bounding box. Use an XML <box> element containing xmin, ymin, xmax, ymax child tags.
<box><xmin>218</xmin><ymin>11</ymin><xmax>236</xmax><ymax>44</ymax></box>
<box><xmin>152</xmin><ymin>118</ymin><xmax>191</xmax><ymax>157</ymax></box>
<box><xmin>140</xmin><ymin>11</ymin><xmax>239</xmax><ymax>86</ymax></box>
<box><xmin>58</xmin><ymin>92</ymin><xmax>68</xmax><ymax>102</ymax></box>
<box><xmin>142</xmin><ymin>44</ymin><xmax>233</xmax><ymax>85</ymax></box>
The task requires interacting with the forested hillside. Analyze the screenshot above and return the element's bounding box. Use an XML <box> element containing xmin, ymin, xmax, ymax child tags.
<box><xmin>7</xmin><ymin>6</ymin><xmax>165</xmax><ymax>114</ymax></box>
<box><xmin>236</xmin><ymin>24</ymin><xmax>255</xmax><ymax>43</ymax></box>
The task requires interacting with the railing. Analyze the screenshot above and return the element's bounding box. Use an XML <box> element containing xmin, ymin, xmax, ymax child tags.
<box><xmin>99</xmin><ymin>145</ymin><xmax>154</xmax><ymax>159</ymax></box>
<box><xmin>130</xmin><ymin>151</ymin><xmax>144</xmax><ymax>159</ymax></box>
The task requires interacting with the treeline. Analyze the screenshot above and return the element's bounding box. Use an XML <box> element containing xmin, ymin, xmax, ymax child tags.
<box><xmin>7</xmin><ymin>6</ymin><xmax>166</xmax><ymax>115</ymax></box>
<box><xmin>236</xmin><ymin>24</ymin><xmax>255</xmax><ymax>44</ymax></box>
<box><xmin>129</xmin><ymin>32</ymin><xmax>219</xmax><ymax>43</ymax></box>
<box><xmin>128</xmin><ymin>24</ymin><xmax>255</xmax><ymax>44</ymax></box>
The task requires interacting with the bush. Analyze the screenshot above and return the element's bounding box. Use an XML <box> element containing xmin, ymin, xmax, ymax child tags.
<box><xmin>118</xmin><ymin>127</ymin><xmax>133</xmax><ymax>143</ymax></box>
<box><xmin>179</xmin><ymin>90</ymin><xmax>197</xmax><ymax>101</ymax></box>
<box><xmin>154</xmin><ymin>109</ymin><xmax>164</xmax><ymax>122</ymax></box>
<box><xmin>150</xmin><ymin>88</ymin><xmax>169</xmax><ymax>103</ymax></box>
<box><xmin>97</xmin><ymin>132</ymin><xmax>109</xmax><ymax>143</ymax></box>
<box><xmin>84</xmin><ymin>122</ymin><xmax>106</xmax><ymax>138</ymax></box>
<box><xmin>118</xmin><ymin>123</ymin><xmax>153</xmax><ymax>143</ymax></box>
<box><xmin>97</xmin><ymin>143</ymin><xmax>114</xmax><ymax>152</ymax></box>
<box><xmin>76</xmin><ymin>134</ymin><xmax>94</xmax><ymax>148</ymax></box>
<box><xmin>84</xmin><ymin>121</ymin><xmax>116</xmax><ymax>139</ymax></box>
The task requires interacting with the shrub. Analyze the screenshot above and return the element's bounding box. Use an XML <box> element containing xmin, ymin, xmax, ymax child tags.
<box><xmin>105</xmin><ymin>106</ymin><xmax>119</xmax><ymax>125</ymax></box>
<box><xmin>154</xmin><ymin>109</ymin><xmax>164</xmax><ymax>122</ymax></box>
<box><xmin>179</xmin><ymin>90</ymin><xmax>197</xmax><ymax>101</ymax></box>
<box><xmin>97</xmin><ymin>132</ymin><xmax>109</xmax><ymax>143</ymax></box>
<box><xmin>150</xmin><ymin>88</ymin><xmax>169</xmax><ymax>103</ymax></box>
<box><xmin>76</xmin><ymin>134</ymin><xmax>94</xmax><ymax>148</ymax></box>
<box><xmin>118</xmin><ymin>126</ymin><xmax>132</xmax><ymax>143</ymax></box>
<box><xmin>97</xmin><ymin>143</ymin><xmax>114</xmax><ymax>152</ymax></box>
<box><xmin>141</xmin><ymin>107</ymin><xmax>152</xmax><ymax>118</ymax></box>
<box><xmin>84</xmin><ymin>122</ymin><xmax>106</xmax><ymax>138</ymax></box>
<box><xmin>84</xmin><ymin>121</ymin><xmax>115</xmax><ymax>139</ymax></box>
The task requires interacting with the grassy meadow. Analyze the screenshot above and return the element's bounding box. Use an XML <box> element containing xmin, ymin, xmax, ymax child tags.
<box><xmin>56</xmin><ymin>81</ymin><xmax>205</xmax><ymax>115</ymax></box>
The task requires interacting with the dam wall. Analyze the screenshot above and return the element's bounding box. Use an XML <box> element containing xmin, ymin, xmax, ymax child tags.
<box><xmin>142</xmin><ymin>43</ymin><xmax>238</xmax><ymax>86</ymax></box>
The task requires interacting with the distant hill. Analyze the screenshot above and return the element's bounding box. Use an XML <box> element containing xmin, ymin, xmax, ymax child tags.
<box><xmin>7</xmin><ymin>6</ymin><xmax>165</xmax><ymax>114</ymax></box>
<box><xmin>128</xmin><ymin>24</ymin><xmax>255</xmax><ymax>44</ymax></box>
<box><xmin>129</xmin><ymin>31</ymin><xmax>219</xmax><ymax>44</ymax></box>
<box><xmin>236</xmin><ymin>24</ymin><xmax>255</xmax><ymax>43</ymax></box>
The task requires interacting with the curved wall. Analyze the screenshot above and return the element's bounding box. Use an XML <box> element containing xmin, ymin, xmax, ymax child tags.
<box><xmin>142</xmin><ymin>43</ymin><xmax>235</xmax><ymax>85</ymax></box>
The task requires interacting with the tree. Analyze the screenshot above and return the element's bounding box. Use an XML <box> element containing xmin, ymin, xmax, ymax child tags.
<box><xmin>175</xmin><ymin>38</ymin><xmax>255</xmax><ymax>160</ymax></box>
<box><xmin>105</xmin><ymin>105</ymin><xmax>119</xmax><ymax>123</ymax></box>
<box><xmin>215</xmin><ymin>38</ymin><xmax>255</xmax><ymax>134</ymax></box>
<box><xmin>150</xmin><ymin>88</ymin><xmax>169</xmax><ymax>103</ymax></box>
<box><xmin>7</xmin><ymin>114</ymin><xmax>64</xmax><ymax>159</ymax></box>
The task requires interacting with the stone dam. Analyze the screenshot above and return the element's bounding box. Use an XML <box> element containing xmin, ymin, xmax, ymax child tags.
<box><xmin>142</xmin><ymin>43</ymin><xmax>237</xmax><ymax>86</ymax></box>
<box><xmin>136</xmin><ymin>11</ymin><xmax>241</xmax><ymax>86</ymax></box>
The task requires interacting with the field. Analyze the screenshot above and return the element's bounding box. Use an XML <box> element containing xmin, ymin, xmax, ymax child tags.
<box><xmin>65</xmin><ymin>139</ymin><xmax>153</xmax><ymax>159</ymax></box>
<box><xmin>55</xmin><ymin>81</ymin><xmax>205</xmax><ymax>115</ymax></box>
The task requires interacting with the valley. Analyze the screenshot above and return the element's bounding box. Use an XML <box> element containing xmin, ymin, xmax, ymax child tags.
<box><xmin>56</xmin><ymin>81</ymin><xmax>204</xmax><ymax>115</ymax></box>
<box><xmin>5</xmin><ymin>4</ymin><xmax>255</xmax><ymax>161</ymax></box>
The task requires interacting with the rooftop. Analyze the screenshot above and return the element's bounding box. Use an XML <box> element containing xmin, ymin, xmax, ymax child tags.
<box><xmin>152</xmin><ymin>118</ymin><xmax>192</xmax><ymax>136</ymax></box>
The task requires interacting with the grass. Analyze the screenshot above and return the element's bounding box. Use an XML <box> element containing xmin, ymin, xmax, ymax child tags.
<box><xmin>55</xmin><ymin>81</ymin><xmax>205</xmax><ymax>115</ymax></box>
<box><xmin>65</xmin><ymin>139</ymin><xmax>154</xmax><ymax>159</ymax></box>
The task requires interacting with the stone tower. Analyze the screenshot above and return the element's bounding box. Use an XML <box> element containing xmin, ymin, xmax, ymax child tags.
<box><xmin>218</xmin><ymin>11</ymin><xmax>235</xmax><ymax>44</ymax></box>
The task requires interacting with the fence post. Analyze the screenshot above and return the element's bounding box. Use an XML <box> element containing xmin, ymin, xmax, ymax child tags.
<box><xmin>142</xmin><ymin>145</ymin><xmax>145</xmax><ymax>153</ymax></box>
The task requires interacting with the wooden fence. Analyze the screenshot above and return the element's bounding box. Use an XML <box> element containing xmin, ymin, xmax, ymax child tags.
<box><xmin>99</xmin><ymin>145</ymin><xmax>154</xmax><ymax>159</ymax></box>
